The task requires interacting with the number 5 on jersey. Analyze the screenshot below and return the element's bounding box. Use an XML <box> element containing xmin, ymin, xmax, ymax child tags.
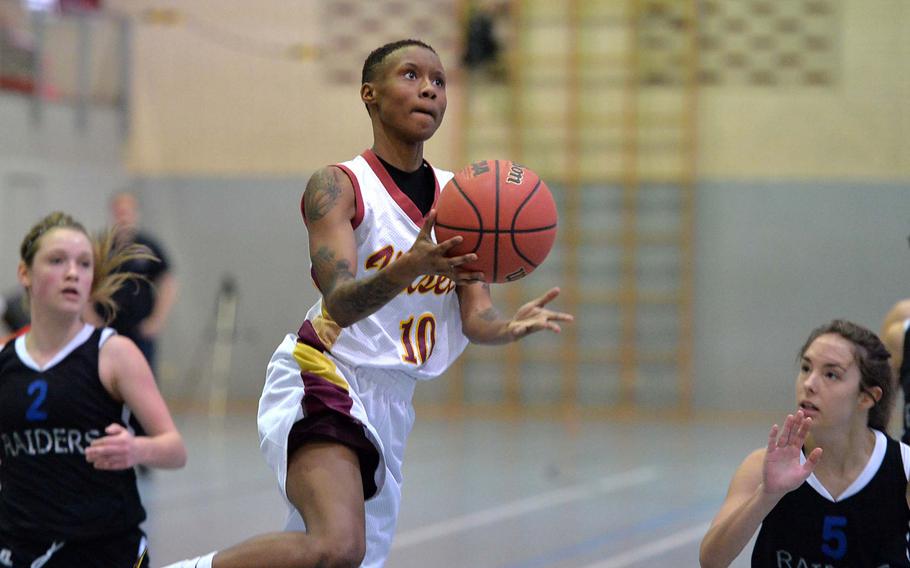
<box><xmin>821</xmin><ymin>515</ymin><xmax>847</xmax><ymax>560</ymax></box>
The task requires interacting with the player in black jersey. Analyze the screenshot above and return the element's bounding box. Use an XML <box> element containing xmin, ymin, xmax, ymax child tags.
<box><xmin>700</xmin><ymin>319</ymin><xmax>909</xmax><ymax>568</ymax></box>
<box><xmin>0</xmin><ymin>212</ymin><xmax>187</xmax><ymax>567</ymax></box>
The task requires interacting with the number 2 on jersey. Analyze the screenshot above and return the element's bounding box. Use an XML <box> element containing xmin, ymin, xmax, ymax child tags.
<box><xmin>26</xmin><ymin>379</ymin><xmax>49</xmax><ymax>421</ymax></box>
<box><xmin>400</xmin><ymin>314</ymin><xmax>437</xmax><ymax>365</ymax></box>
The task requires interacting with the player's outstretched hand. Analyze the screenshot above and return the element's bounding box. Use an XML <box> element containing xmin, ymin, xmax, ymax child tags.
<box><xmin>507</xmin><ymin>287</ymin><xmax>574</xmax><ymax>339</ymax></box>
<box><xmin>85</xmin><ymin>423</ymin><xmax>139</xmax><ymax>470</ymax></box>
<box><xmin>762</xmin><ymin>410</ymin><xmax>822</xmax><ymax>496</ymax></box>
<box><xmin>410</xmin><ymin>210</ymin><xmax>484</xmax><ymax>284</ymax></box>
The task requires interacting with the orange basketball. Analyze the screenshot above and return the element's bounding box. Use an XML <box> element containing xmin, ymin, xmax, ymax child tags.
<box><xmin>435</xmin><ymin>159</ymin><xmax>557</xmax><ymax>283</ymax></box>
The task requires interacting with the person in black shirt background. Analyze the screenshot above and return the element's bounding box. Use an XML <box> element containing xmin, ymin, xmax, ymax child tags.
<box><xmin>96</xmin><ymin>190</ymin><xmax>178</xmax><ymax>377</ymax></box>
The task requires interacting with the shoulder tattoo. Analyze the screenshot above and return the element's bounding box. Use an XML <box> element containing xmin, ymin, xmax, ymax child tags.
<box><xmin>304</xmin><ymin>169</ymin><xmax>344</xmax><ymax>222</ymax></box>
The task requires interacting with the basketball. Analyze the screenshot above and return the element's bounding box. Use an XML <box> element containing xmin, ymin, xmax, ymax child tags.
<box><xmin>435</xmin><ymin>159</ymin><xmax>558</xmax><ymax>283</ymax></box>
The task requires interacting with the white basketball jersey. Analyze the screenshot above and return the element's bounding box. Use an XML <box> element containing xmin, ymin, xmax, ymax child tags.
<box><xmin>304</xmin><ymin>150</ymin><xmax>469</xmax><ymax>380</ymax></box>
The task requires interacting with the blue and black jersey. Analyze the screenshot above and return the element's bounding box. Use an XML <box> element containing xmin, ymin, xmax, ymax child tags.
<box><xmin>751</xmin><ymin>431</ymin><xmax>910</xmax><ymax>568</ymax></box>
<box><xmin>0</xmin><ymin>325</ymin><xmax>146</xmax><ymax>541</ymax></box>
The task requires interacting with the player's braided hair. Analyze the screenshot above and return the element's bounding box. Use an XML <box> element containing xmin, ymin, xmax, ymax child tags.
<box><xmin>798</xmin><ymin>319</ymin><xmax>894</xmax><ymax>430</ymax></box>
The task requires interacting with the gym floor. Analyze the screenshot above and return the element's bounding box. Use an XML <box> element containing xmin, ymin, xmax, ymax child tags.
<box><xmin>142</xmin><ymin>411</ymin><xmax>768</xmax><ymax>567</ymax></box>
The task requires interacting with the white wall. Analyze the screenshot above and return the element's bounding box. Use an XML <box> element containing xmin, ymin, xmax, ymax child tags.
<box><xmin>698</xmin><ymin>0</ymin><xmax>909</xmax><ymax>180</ymax></box>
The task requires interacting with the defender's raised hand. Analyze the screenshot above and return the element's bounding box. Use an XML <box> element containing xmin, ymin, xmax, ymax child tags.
<box><xmin>762</xmin><ymin>410</ymin><xmax>822</xmax><ymax>496</ymax></box>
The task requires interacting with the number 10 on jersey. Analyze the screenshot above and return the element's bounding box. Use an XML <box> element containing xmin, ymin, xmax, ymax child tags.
<box><xmin>400</xmin><ymin>313</ymin><xmax>437</xmax><ymax>365</ymax></box>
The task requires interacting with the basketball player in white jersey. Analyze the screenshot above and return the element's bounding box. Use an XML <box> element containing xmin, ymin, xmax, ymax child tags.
<box><xmin>165</xmin><ymin>39</ymin><xmax>572</xmax><ymax>568</ymax></box>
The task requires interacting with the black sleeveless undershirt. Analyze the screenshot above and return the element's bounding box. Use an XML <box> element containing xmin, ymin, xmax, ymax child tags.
<box><xmin>376</xmin><ymin>155</ymin><xmax>435</xmax><ymax>216</ymax></box>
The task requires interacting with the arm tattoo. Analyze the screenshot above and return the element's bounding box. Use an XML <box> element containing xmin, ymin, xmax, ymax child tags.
<box><xmin>314</xmin><ymin>246</ymin><xmax>406</xmax><ymax>322</ymax></box>
<box><xmin>304</xmin><ymin>169</ymin><xmax>343</xmax><ymax>222</ymax></box>
<box><xmin>478</xmin><ymin>307</ymin><xmax>500</xmax><ymax>322</ymax></box>
<box><xmin>477</xmin><ymin>286</ymin><xmax>500</xmax><ymax>321</ymax></box>
<box><xmin>342</xmin><ymin>271</ymin><xmax>403</xmax><ymax>316</ymax></box>
<box><xmin>312</xmin><ymin>246</ymin><xmax>355</xmax><ymax>295</ymax></box>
